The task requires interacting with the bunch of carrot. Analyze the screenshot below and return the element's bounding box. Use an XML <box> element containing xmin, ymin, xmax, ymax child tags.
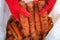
<box><xmin>6</xmin><ymin>0</ymin><xmax>53</xmax><ymax>40</ymax></box>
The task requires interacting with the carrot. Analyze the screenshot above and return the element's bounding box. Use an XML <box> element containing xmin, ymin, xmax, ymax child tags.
<box><xmin>41</xmin><ymin>17</ymin><xmax>53</xmax><ymax>38</ymax></box>
<box><xmin>19</xmin><ymin>1</ymin><xmax>30</xmax><ymax>40</ymax></box>
<box><xmin>34</xmin><ymin>1</ymin><xmax>42</xmax><ymax>40</ymax></box>
<box><xmin>41</xmin><ymin>12</ymin><xmax>48</xmax><ymax>40</ymax></box>
<box><xmin>48</xmin><ymin>17</ymin><xmax>53</xmax><ymax>33</ymax></box>
<box><xmin>38</xmin><ymin>1</ymin><xmax>49</xmax><ymax>40</ymax></box>
<box><xmin>11</xmin><ymin>22</ymin><xmax>22</xmax><ymax>40</ymax></box>
<box><xmin>7</xmin><ymin>23</ymin><xmax>18</xmax><ymax>40</ymax></box>
<box><xmin>27</xmin><ymin>1</ymin><xmax>38</xmax><ymax>40</ymax></box>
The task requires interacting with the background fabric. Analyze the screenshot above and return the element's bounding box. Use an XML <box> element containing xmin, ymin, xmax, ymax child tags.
<box><xmin>0</xmin><ymin>0</ymin><xmax>6</xmax><ymax>40</ymax></box>
<box><xmin>0</xmin><ymin>0</ymin><xmax>60</xmax><ymax>40</ymax></box>
<box><xmin>45</xmin><ymin>0</ymin><xmax>60</xmax><ymax>40</ymax></box>
<box><xmin>0</xmin><ymin>0</ymin><xmax>11</xmax><ymax>40</ymax></box>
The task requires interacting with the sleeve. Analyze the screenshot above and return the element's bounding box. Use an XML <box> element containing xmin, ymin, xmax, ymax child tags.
<box><xmin>39</xmin><ymin>0</ymin><xmax>56</xmax><ymax>14</ymax></box>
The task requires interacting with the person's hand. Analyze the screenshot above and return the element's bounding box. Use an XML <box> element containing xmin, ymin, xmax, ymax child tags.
<box><xmin>5</xmin><ymin>0</ymin><xmax>30</xmax><ymax>21</ymax></box>
<box><xmin>39</xmin><ymin>0</ymin><xmax>56</xmax><ymax>15</ymax></box>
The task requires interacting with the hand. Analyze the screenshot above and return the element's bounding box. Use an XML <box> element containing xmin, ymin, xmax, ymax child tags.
<box><xmin>39</xmin><ymin>0</ymin><xmax>56</xmax><ymax>15</ymax></box>
<box><xmin>5</xmin><ymin>0</ymin><xmax>30</xmax><ymax>21</ymax></box>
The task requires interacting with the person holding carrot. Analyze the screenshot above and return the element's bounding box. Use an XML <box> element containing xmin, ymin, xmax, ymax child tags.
<box><xmin>0</xmin><ymin>0</ymin><xmax>58</xmax><ymax>40</ymax></box>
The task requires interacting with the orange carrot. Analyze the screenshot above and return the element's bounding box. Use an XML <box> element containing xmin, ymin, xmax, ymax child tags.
<box><xmin>11</xmin><ymin>22</ymin><xmax>22</xmax><ymax>40</ymax></box>
<box><xmin>27</xmin><ymin>1</ymin><xmax>38</xmax><ymax>40</ymax></box>
<box><xmin>19</xmin><ymin>1</ymin><xmax>30</xmax><ymax>40</ymax></box>
<box><xmin>38</xmin><ymin>1</ymin><xmax>48</xmax><ymax>40</ymax></box>
<box><xmin>34</xmin><ymin>1</ymin><xmax>42</xmax><ymax>40</ymax></box>
<box><xmin>7</xmin><ymin>23</ymin><xmax>18</xmax><ymax>40</ymax></box>
<box><xmin>48</xmin><ymin>17</ymin><xmax>53</xmax><ymax>33</ymax></box>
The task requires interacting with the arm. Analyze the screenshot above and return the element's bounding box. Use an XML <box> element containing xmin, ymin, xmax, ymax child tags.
<box><xmin>39</xmin><ymin>0</ymin><xmax>56</xmax><ymax>15</ymax></box>
<box><xmin>5</xmin><ymin>0</ymin><xmax>30</xmax><ymax>21</ymax></box>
